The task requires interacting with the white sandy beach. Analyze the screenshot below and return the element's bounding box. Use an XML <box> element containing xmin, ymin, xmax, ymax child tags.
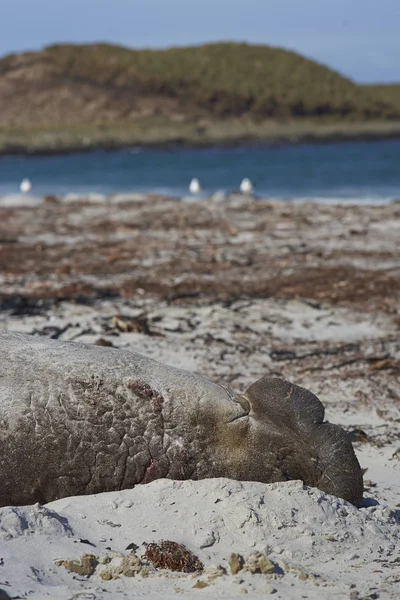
<box><xmin>0</xmin><ymin>192</ymin><xmax>399</xmax><ymax>599</ymax></box>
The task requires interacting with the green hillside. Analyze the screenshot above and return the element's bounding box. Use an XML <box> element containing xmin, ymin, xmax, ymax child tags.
<box><xmin>44</xmin><ymin>42</ymin><xmax>399</xmax><ymax>119</ymax></box>
<box><xmin>362</xmin><ymin>84</ymin><xmax>400</xmax><ymax>112</ymax></box>
<box><xmin>0</xmin><ymin>42</ymin><xmax>399</xmax><ymax>153</ymax></box>
<box><xmin>1</xmin><ymin>42</ymin><xmax>398</xmax><ymax>120</ymax></box>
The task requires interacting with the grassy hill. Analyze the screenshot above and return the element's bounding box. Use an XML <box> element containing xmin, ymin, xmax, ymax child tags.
<box><xmin>0</xmin><ymin>42</ymin><xmax>399</xmax><ymax>153</ymax></box>
<box><xmin>362</xmin><ymin>84</ymin><xmax>400</xmax><ymax>113</ymax></box>
<box><xmin>42</xmin><ymin>42</ymin><xmax>400</xmax><ymax>119</ymax></box>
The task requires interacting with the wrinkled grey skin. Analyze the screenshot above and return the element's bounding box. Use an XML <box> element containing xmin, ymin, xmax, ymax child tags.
<box><xmin>0</xmin><ymin>332</ymin><xmax>363</xmax><ymax>507</ymax></box>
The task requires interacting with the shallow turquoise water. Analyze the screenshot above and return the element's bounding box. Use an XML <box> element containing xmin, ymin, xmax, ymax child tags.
<box><xmin>0</xmin><ymin>139</ymin><xmax>399</xmax><ymax>201</ymax></box>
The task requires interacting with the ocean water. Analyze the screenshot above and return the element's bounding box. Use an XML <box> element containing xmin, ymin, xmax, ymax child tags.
<box><xmin>0</xmin><ymin>139</ymin><xmax>399</xmax><ymax>202</ymax></box>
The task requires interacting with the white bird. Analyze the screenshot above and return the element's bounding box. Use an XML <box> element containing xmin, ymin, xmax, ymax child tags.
<box><xmin>189</xmin><ymin>178</ymin><xmax>202</xmax><ymax>194</ymax></box>
<box><xmin>20</xmin><ymin>178</ymin><xmax>32</xmax><ymax>194</ymax></box>
<box><xmin>240</xmin><ymin>178</ymin><xmax>253</xmax><ymax>195</ymax></box>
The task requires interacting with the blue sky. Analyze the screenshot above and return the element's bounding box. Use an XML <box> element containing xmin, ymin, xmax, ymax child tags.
<box><xmin>2</xmin><ymin>0</ymin><xmax>399</xmax><ymax>83</ymax></box>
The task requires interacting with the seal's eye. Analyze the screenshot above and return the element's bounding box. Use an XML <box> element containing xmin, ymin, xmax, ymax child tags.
<box><xmin>228</xmin><ymin>395</ymin><xmax>250</xmax><ymax>423</ymax></box>
<box><xmin>235</xmin><ymin>395</ymin><xmax>250</xmax><ymax>414</ymax></box>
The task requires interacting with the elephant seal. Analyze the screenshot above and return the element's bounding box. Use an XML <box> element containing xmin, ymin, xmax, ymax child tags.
<box><xmin>0</xmin><ymin>332</ymin><xmax>363</xmax><ymax>507</ymax></box>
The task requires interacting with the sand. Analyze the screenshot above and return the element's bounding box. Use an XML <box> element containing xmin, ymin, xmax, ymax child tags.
<box><xmin>0</xmin><ymin>191</ymin><xmax>399</xmax><ymax>598</ymax></box>
<box><xmin>0</xmin><ymin>478</ymin><xmax>399</xmax><ymax>599</ymax></box>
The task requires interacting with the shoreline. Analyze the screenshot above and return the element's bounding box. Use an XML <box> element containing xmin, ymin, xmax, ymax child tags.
<box><xmin>1</xmin><ymin>119</ymin><xmax>400</xmax><ymax>157</ymax></box>
<box><xmin>1</xmin><ymin>192</ymin><xmax>399</xmax><ymax>208</ymax></box>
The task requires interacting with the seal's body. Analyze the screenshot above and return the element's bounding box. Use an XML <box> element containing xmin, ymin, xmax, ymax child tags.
<box><xmin>0</xmin><ymin>332</ymin><xmax>363</xmax><ymax>506</ymax></box>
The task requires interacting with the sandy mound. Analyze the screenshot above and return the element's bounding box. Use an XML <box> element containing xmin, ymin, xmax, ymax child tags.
<box><xmin>0</xmin><ymin>478</ymin><xmax>399</xmax><ymax>599</ymax></box>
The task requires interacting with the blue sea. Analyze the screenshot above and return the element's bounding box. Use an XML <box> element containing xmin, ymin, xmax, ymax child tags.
<box><xmin>0</xmin><ymin>139</ymin><xmax>399</xmax><ymax>202</ymax></box>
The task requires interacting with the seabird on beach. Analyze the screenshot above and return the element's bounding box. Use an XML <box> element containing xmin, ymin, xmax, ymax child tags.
<box><xmin>20</xmin><ymin>178</ymin><xmax>32</xmax><ymax>194</ymax></box>
<box><xmin>240</xmin><ymin>178</ymin><xmax>253</xmax><ymax>194</ymax></box>
<box><xmin>189</xmin><ymin>178</ymin><xmax>202</xmax><ymax>194</ymax></box>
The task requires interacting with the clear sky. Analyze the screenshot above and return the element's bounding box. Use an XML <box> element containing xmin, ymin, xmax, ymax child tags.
<box><xmin>2</xmin><ymin>0</ymin><xmax>399</xmax><ymax>83</ymax></box>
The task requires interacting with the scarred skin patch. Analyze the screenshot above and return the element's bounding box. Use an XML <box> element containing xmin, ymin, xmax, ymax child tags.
<box><xmin>126</xmin><ymin>379</ymin><xmax>164</xmax><ymax>412</ymax></box>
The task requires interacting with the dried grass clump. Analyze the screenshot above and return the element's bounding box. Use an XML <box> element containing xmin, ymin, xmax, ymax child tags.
<box><xmin>143</xmin><ymin>540</ymin><xmax>204</xmax><ymax>573</ymax></box>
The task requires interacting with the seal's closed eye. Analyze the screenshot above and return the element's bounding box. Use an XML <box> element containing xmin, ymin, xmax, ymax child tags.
<box><xmin>235</xmin><ymin>395</ymin><xmax>251</xmax><ymax>414</ymax></box>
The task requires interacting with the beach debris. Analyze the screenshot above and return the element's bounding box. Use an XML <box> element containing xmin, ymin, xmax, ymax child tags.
<box><xmin>31</xmin><ymin>323</ymin><xmax>73</xmax><ymax>339</ymax></box>
<box><xmin>94</xmin><ymin>337</ymin><xmax>114</xmax><ymax>347</ymax></box>
<box><xmin>203</xmin><ymin>564</ymin><xmax>227</xmax><ymax>580</ymax></box>
<box><xmin>125</xmin><ymin>542</ymin><xmax>140</xmax><ymax>552</ymax></box>
<box><xmin>75</xmin><ymin>537</ymin><xmax>97</xmax><ymax>547</ymax></box>
<box><xmin>44</xmin><ymin>194</ymin><xmax>59</xmax><ymax>204</ymax></box>
<box><xmin>281</xmin><ymin>560</ymin><xmax>321</xmax><ymax>582</ymax></box>
<box><xmin>243</xmin><ymin>552</ymin><xmax>277</xmax><ymax>575</ymax></box>
<box><xmin>56</xmin><ymin>553</ymin><xmax>98</xmax><ymax>577</ymax></box>
<box><xmin>240</xmin><ymin>178</ymin><xmax>253</xmax><ymax>194</ymax></box>
<box><xmin>193</xmin><ymin>580</ymin><xmax>209</xmax><ymax>588</ymax></box>
<box><xmin>111</xmin><ymin>313</ymin><xmax>152</xmax><ymax>335</ymax></box>
<box><xmin>229</xmin><ymin>552</ymin><xmax>281</xmax><ymax>577</ymax></box>
<box><xmin>56</xmin><ymin>551</ymin><xmax>153</xmax><ymax>580</ymax></box>
<box><xmin>99</xmin><ymin>553</ymin><xmax>147</xmax><ymax>579</ymax></box>
<box><xmin>20</xmin><ymin>178</ymin><xmax>32</xmax><ymax>194</ymax></box>
<box><xmin>228</xmin><ymin>552</ymin><xmax>281</xmax><ymax>579</ymax></box>
<box><xmin>189</xmin><ymin>178</ymin><xmax>202</xmax><ymax>194</ymax></box>
<box><xmin>348</xmin><ymin>429</ymin><xmax>370</xmax><ymax>443</ymax></box>
<box><xmin>229</xmin><ymin>553</ymin><xmax>245</xmax><ymax>574</ymax></box>
<box><xmin>143</xmin><ymin>540</ymin><xmax>204</xmax><ymax>573</ymax></box>
<box><xmin>368</xmin><ymin>357</ymin><xmax>400</xmax><ymax>371</ymax></box>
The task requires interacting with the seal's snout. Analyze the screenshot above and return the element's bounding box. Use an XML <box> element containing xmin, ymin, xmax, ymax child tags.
<box><xmin>243</xmin><ymin>376</ymin><xmax>364</xmax><ymax>506</ymax></box>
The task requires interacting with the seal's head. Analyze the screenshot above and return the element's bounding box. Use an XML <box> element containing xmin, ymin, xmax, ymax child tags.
<box><xmin>213</xmin><ymin>376</ymin><xmax>363</xmax><ymax>506</ymax></box>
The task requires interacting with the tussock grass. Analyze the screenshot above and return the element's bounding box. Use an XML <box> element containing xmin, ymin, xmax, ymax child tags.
<box><xmin>362</xmin><ymin>84</ymin><xmax>400</xmax><ymax>112</ymax></box>
<box><xmin>0</xmin><ymin>43</ymin><xmax>399</xmax><ymax>152</ymax></box>
<box><xmin>1</xmin><ymin>42</ymin><xmax>398</xmax><ymax>120</ymax></box>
